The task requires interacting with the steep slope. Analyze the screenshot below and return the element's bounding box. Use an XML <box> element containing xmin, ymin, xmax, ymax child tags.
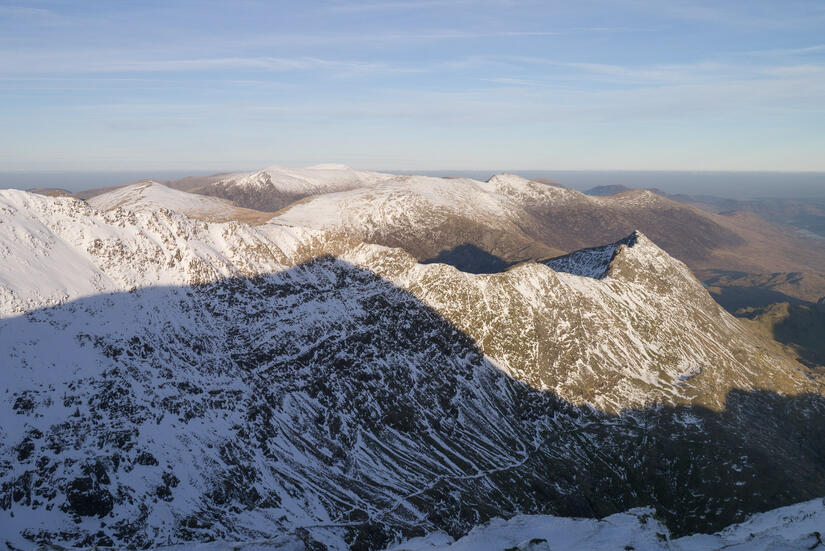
<box><xmin>385</xmin><ymin>232</ymin><xmax>817</xmax><ymax>411</ymax></box>
<box><xmin>542</xmin><ymin>232</ymin><xmax>638</xmax><ymax>278</ymax></box>
<box><xmin>2</xmin><ymin>190</ymin><xmax>825</xmax><ymax>549</ymax></box>
<box><xmin>193</xmin><ymin>164</ymin><xmax>398</xmax><ymax>212</ymax></box>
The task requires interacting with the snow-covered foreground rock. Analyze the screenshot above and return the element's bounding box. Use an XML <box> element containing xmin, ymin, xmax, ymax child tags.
<box><xmin>2</xmin><ymin>189</ymin><xmax>825</xmax><ymax>549</ymax></box>
<box><xmin>147</xmin><ymin>498</ymin><xmax>825</xmax><ymax>550</ymax></box>
<box><xmin>387</xmin><ymin>497</ymin><xmax>825</xmax><ymax>551</ymax></box>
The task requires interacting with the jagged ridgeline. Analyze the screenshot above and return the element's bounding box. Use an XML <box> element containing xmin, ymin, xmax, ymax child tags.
<box><xmin>1</xmin><ymin>190</ymin><xmax>825</xmax><ymax>550</ymax></box>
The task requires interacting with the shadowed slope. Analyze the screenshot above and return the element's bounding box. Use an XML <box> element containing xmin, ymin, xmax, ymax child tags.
<box><xmin>702</xmin><ymin>270</ymin><xmax>825</xmax><ymax>309</ymax></box>
<box><xmin>2</xmin><ymin>189</ymin><xmax>825</xmax><ymax>549</ymax></box>
<box><xmin>421</xmin><ymin>244</ymin><xmax>512</xmax><ymax>274</ymax></box>
<box><xmin>2</xmin><ymin>264</ymin><xmax>825</xmax><ymax>550</ymax></box>
<box><xmin>542</xmin><ymin>232</ymin><xmax>639</xmax><ymax>279</ymax></box>
<box><xmin>0</xmin><ymin>189</ymin><xmax>816</xmax><ymax>412</ymax></box>
<box><xmin>738</xmin><ymin>300</ymin><xmax>825</xmax><ymax>368</ymax></box>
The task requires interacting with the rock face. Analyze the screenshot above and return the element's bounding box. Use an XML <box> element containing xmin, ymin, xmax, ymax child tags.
<box><xmin>1</xmin><ymin>189</ymin><xmax>825</xmax><ymax>550</ymax></box>
<box><xmin>543</xmin><ymin>232</ymin><xmax>639</xmax><ymax>278</ymax></box>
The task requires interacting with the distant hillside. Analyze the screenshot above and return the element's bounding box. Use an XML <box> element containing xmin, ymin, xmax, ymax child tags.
<box><xmin>584</xmin><ymin>184</ymin><xmax>825</xmax><ymax>241</ymax></box>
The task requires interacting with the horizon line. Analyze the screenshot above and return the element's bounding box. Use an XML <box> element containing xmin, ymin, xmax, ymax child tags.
<box><xmin>2</xmin><ymin>168</ymin><xmax>825</xmax><ymax>175</ymax></box>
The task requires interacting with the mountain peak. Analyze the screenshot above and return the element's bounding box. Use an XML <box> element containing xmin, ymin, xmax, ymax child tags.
<box><xmin>486</xmin><ymin>173</ymin><xmax>530</xmax><ymax>185</ymax></box>
<box><xmin>198</xmin><ymin>164</ymin><xmax>396</xmax><ymax>211</ymax></box>
<box><xmin>542</xmin><ymin>231</ymin><xmax>644</xmax><ymax>279</ymax></box>
<box><xmin>604</xmin><ymin>228</ymin><xmax>698</xmax><ymax>283</ymax></box>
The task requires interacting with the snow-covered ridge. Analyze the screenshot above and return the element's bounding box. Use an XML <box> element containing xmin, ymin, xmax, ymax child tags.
<box><xmin>213</xmin><ymin>164</ymin><xmax>397</xmax><ymax>195</ymax></box>
<box><xmin>271</xmin><ymin>171</ymin><xmax>594</xmax><ymax>231</ymax></box>
<box><xmin>87</xmin><ymin>181</ymin><xmax>279</xmax><ymax>224</ymax></box>
<box><xmin>88</xmin><ymin>181</ymin><xmax>235</xmax><ymax>216</ymax></box>
<box><xmin>0</xmin><ymin>189</ymin><xmax>314</xmax><ymax>316</ymax></box>
<box><xmin>271</xmin><ymin>174</ymin><xmax>516</xmax><ymax>232</ymax></box>
<box><xmin>541</xmin><ymin>230</ymin><xmax>698</xmax><ymax>288</ymax></box>
<box><xmin>142</xmin><ymin>498</ymin><xmax>825</xmax><ymax>549</ymax></box>
<box><xmin>258</xmin><ymin>168</ymin><xmax>751</xmax><ymax>276</ymax></box>
<box><xmin>2</xmin><ymin>189</ymin><xmax>823</xmax><ymax>549</ymax></box>
<box><xmin>0</xmin><ymin>189</ymin><xmax>810</xmax><ymax>412</ymax></box>
<box><xmin>70</xmin><ymin>167</ymin><xmax>748</xmax><ymax>280</ymax></box>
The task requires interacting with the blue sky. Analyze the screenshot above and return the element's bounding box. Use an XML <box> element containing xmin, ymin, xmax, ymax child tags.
<box><xmin>1</xmin><ymin>0</ymin><xmax>825</xmax><ymax>172</ymax></box>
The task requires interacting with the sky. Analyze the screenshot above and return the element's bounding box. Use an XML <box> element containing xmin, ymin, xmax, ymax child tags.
<box><xmin>1</xmin><ymin>0</ymin><xmax>825</xmax><ymax>173</ymax></box>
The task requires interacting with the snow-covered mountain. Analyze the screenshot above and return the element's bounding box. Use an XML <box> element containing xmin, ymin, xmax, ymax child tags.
<box><xmin>75</xmin><ymin>166</ymin><xmax>825</xmax><ymax>278</ymax></box>
<box><xmin>88</xmin><ymin>181</ymin><xmax>275</xmax><ymax>224</ymax></box>
<box><xmin>192</xmin><ymin>164</ymin><xmax>398</xmax><ymax>212</ymax></box>
<box><xmin>2</xmin><ymin>189</ymin><xmax>825</xmax><ymax>550</ymax></box>
<box><xmin>269</xmin><ymin>173</ymin><xmax>565</xmax><ymax>269</ymax></box>
<box><xmin>267</xmin><ymin>172</ymin><xmax>825</xmax><ymax>276</ymax></box>
<box><xmin>2</xmin><ymin>190</ymin><xmax>812</xmax><ymax>411</ymax></box>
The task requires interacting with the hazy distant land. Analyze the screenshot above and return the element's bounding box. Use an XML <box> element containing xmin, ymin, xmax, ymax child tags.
<box><xmin>2</xmin><ymin>169</ymin><xmax>825</xmax><ymax>201</ymax></box>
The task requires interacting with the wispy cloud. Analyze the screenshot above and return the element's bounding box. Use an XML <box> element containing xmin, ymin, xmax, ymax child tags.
<box><xmin>619</xmin><ymin>0</ymin><xmax>825</xmax><ymax>29</ymax></box>
<box><xmin>0</xmin><ymin>5</ymin><xmax>63</xmax><ymax>21</ymax></box>
<box><xmin>321</xmin><ymin>0</ymin><xmax>500</xmax><ymax>13</ymax></box>
<box><xmin>0</xmin><ymin>52</ymin><xmax>418</xmax><ymax>76</ymax></box>
<box><xmin>3</xmin><ymin>0</ymin><xmax>825</xmax><ymax>171</ymax></box>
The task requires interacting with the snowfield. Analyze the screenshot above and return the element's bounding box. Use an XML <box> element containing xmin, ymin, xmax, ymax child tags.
<box><xmin>148</xmin><ymin>498</ymin><xmax>825</xmax><ymax>550</ymax></box>
<box><xmin>387</xmin><ymin>498</ymin><xmax>825</xmax><ymax>551</ymax></box>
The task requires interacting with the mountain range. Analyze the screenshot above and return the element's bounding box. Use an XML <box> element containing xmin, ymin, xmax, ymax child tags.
<box><xmin>3</xmin><ymin>166</ymin><xmax>825</xmax><ymax>550</ymax></box>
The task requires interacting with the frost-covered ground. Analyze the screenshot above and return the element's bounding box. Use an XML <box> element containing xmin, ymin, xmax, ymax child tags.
<box><xmin>148</xmin><ymin>498</ymin><xmax>825</xmax><ymax>551</ymax></box>
<box><xmin>387</xmin><ymin>498</ymin><xmax>825</xmax><ymax>551</ymax></box>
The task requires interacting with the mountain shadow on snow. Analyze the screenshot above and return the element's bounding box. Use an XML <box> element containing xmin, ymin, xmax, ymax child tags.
<box><xmin>2</xmin><ymin>258</ymin><xmax>825</xmax><ymax>550</ymax></box>
<box><xmin>422</xmin><ymin>244</ymin><xmax>513</xmax><ymax>274</ymax></box>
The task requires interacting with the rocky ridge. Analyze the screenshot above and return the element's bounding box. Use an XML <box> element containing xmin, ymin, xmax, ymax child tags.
<box><xmin>266</xmin><ymin>172</ymin><xmax>825</xmax><ymax>277</ymax></box>
<box><xmin>1</xmin><ymin>189</ymin><xmax>824</xmax><ymax>549</ymax></box>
